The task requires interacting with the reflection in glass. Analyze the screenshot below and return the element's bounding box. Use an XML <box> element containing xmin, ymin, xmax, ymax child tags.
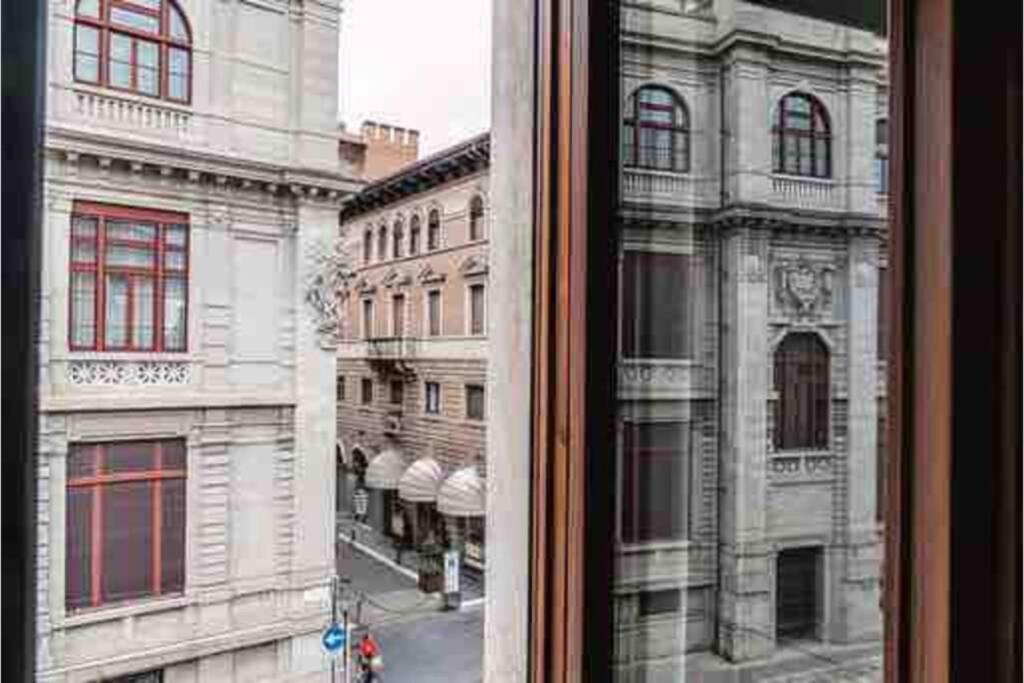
<box><xmin>612</xmin><ymin>2</ymin><xmax>886</xmax><ymax>680</ymax></box>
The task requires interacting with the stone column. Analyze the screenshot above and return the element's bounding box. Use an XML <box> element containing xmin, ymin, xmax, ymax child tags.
<box><xmin>847</xmin><ymin>68</ymin><xmax>880</xmax><ymax>215</ymax></box>
<box><xmin>836</xmin><ymin>235</ymin><xmax>883</xmax><ymax>642</ymax></box>
<box><xmin>290</xmin><ymin>197</ymin><xmax>339</xmax><ymax>583</ymax></box>
<box><xmin>717</xmin><ymin>227</ymin><xmax>773</xmax><ymax>661</ymax></box>
<box><xmin>724</xmin><ymin>47</ymin><xmax>772</xmax><ymax>205</ymax></box>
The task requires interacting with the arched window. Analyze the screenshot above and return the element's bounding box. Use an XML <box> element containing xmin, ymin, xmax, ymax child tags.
<box><xmin>409</xmin><ymin>214</ymin><xmax>422</xmax><ymax>255</ymax></box>
<box><xmin>74</xmin><ymin>0</ymin><xmax>193</xmax><ymax>103</ymax></box>
<box><xmin>774</xmin><ymin>333</ymin><xmax>830</xmax><ymax>450</ymax></box>
<box><xmin>363</xmin><ymin>229</ymin><xmax>373</xmax><ymax>264</ymax></box>
<box><xmin>772</xmin><ymin>92</ymin><xmax>832</xmax><ymax>178</ymax></box>
<box><xmin>427</xmin><ymin>209</ymin><xmax>441</xmax><ymax>251</ymax></box>
<box><xmin>392</xmin><ymin>219</ymin><xmax>404</xmax><ymax>259</ymax></box>
<box><xmin>874</xmin><ymin>118</ymin><xmax>889</xmax><ymax>194</ymax></box>
<box><xmin>624</xmin><ymin>86</ymin><xmax>690</xmax><ymax>172</ymax></box>
<box><xmin>468</xmin><ymin>196</ymin><xmax>485</xmax><ymax>241</ymax></box>
<box><xmin>377</xmin><ymin>225</ymin><xmax>388</xmax><ymax>261</ymax></box>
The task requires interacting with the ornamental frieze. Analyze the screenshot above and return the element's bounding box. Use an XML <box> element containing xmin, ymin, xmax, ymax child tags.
<box><xmin>304</xmin><ymin>238</ymin><xmax>353</xmax><ymax>346</ymax></box>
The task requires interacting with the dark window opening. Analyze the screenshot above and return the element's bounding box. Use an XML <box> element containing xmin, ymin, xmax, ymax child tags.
<box><xmin>776</xmin><ymin>547</ymin><xmax>821</xmax><ymax>641</ymax></box>
<box><xmin>621</xmin><ymin>251</ymin><xmax>693</xmax><ymax>359</ymax></box>
<box><xmin>773</xmin><ymin>332</ymin><xmax>830</xmax><ymax>450</ymax></box>
<box><xmin>620</xmin><ymin>422</ymin><xmax>691</xmax><ymax>543</ymax></box>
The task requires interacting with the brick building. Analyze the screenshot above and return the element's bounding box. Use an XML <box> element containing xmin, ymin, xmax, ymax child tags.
<box><xmin>336</xmin><ymin>134</ymin><xmax>490</xmax><ymax>574</ymax></box>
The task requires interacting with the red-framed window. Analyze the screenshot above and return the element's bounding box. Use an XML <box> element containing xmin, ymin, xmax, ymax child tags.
<box><xmin>620</xmin><ymin>421</ymin><xmax>691</xmax><ymax>543</ymax></box>
<box><xmin>773</xmin><ymin>332</ymin><xmax>831</xmax><ymax>450</ymax></box>
<box><xmin>66</xmin><ymin>439</ymin><xmax>186</xmax><ymax>611</ymax></box>
<box><xmin>621</xmin><ymin>251</ymin><xmax>693</xmax><ymax>359</ymax></box>
<box><xmin>623</xmin><ymin>85</ymin><xmax>690</xmax><ymax>172</ymax></box>
<box><xmin>73</xmin><ymin>0</ymin><xmax>193</xmax><ymax>104</ymax></box>
<box><xmin>772</xmin><ymin>92</ymin><xmax>832</xmax><ymax>178</ymax></box>
<box><xmin>69</xmin><ymin>201</ymin><xmax>189</xmax><ymax>352</ymax></box>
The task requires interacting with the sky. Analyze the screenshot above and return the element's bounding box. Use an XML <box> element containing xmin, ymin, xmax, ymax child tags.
<box><xmin>338</xmin><ymin>0</ymin><xmax>492</xmax><ymax>156</ymax></box>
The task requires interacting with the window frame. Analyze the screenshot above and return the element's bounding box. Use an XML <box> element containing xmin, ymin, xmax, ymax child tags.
<box><xmin>73</xmin><ymin>0</ymin><xmax>193</xmax><ymax>104</ymax></box>
<box><xmin>424</xmin><ymin>381</ymin><xmax>441</xmax><ymax>415</ymax></box>
<box><xmin>425</xmin><ymin>288</ymin><xmax>442</xmax><ymax>337</ymax></box>
<box><xmin>65</xmin><ymin>439</ymin><xmax>187</xmax><ymax>612</ymax></box>
<box><xmin>465</xmin><ymin>383</ymin><xmax>485</xmax><ymax>421</ymax></box>
<box><xmin>427</xmin><ymin>208</ymin><xmax>442</xmax><ymax>251</ymax></box>
<box><xmin>623</xmin><ymin>84</ymin><xmax>690</xmax><ymax>173</ymax></box>
<box><xmin>68</xmin><ymin>201</ymin><xmax>189</xmax><ymax>353</ymax></box>
<box><xmin>519</xmin><ymin>1</ymin><xmax>1024</xmax><ymax>682</ymax></box>
<box><xmin>772</xmin><ymin>91</ymin><xmax>832</xmax><ymax>178</ymax></box>
<box><xmin>360</xmin><ymin>377</ymin><xmax>374</xmax><ymax>405</ymax></box>
<box><xmin>467</xmin><ymin>282</ymin><xmax>486</xmax><ymax>336</ymax></box>
<box><xmin>469</xmin><ymin>195</ymin><xmax>485</xmax><ymax>241</ymax></box>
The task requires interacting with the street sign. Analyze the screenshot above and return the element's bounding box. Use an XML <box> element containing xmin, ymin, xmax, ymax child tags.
<box><xmin>353</xmin><ymin>488</ymin><xmax>369</xmax><ymax>518</ymax></box>
<box><xmin>444</xmin><ymin>549</ymin><xmax>460</xmax><ymax>594</ymax></box>
<box><xmin>322</xmin><ymin>622</ymin><xmax>346</xmax><ymax>657</ymax></box>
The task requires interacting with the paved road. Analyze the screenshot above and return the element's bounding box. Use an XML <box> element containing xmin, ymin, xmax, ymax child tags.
<box><xmin>336</xmin><ymin>540</ymin><xmax>484</xmax><ymax>683</ymax></box>
<box><xmin>371</xmin><ymin>607</ymin><xmax>483</xmax><ymax>683</ymax></box>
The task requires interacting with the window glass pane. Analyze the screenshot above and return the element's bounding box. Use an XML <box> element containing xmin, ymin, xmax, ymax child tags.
<box><xmin>103</xmin><ymin>441</ymin><xmax>156</xmax><ymax>474</ymax></box>
<box><xmin>106</xmin><ymin>245</ymin><xmax>155</xmax><ymax>267</ymax></box>
<box><xmin>71</xmin><ymin>272</ymin><xmax>97</xmax><ymax>347</ymax></box>
<box><xmin>105</xmin><ymin>274</ymin><xmax>130</xmax><ymax>347</ymax></box>
<box><xmin>163</xmin><ymin>277</ymin><xmax>187</xmax><ymax>350</ymax></box>
<box><xmin>169</xmin><ymin>6</ymin><xmax>190</xmax><ymax>41</ymax></box>
<box><xmin>164</xmin><ymin>250</ymin><xmax>186</xmax><ymax>270</ymax></box>
<box><xmin>470</xmin><ymin>283</ymin><xmax>485</xmax><ymax>334</ymax></box>
<box><xmin>75</xmin><ymin>54</ymin><xmax>100</xmax><ymax>82</ymax></box>
<box><xmin>466</xmin><ymin>385</ymin><xmax>484</xmax><ymax>420</ymax></box>
<box><xmin>110</xmin><ymin>6</ymin><xmax>160</xmax><ymax>33</ymax></box>
<box><xmin>161</xmin><ymin>478</ymin><xmax>186</xmax><ymax>595</ymax></box>
<box><xmin>102</xmin><ymin>481</ymin><xmax>153</xmax><ymax>604</ymax></box>
<box><xmin>76</xmin><ymin>0</ymin><xmax>101</xmax><ymax>18</ymax></box>
<box><xmin>109</xmin><ymin>33</ymin><xmax>133</xmax><ymax>90</ymax></box>
<box><xmin>107</xmin><ymin>220</ymin><xmax>157</xmax><ymax>242</ymax></box>
<box><xmin>612</xmin><ymin>4</ymin><xmax>886</xmax><ymax>679</ymax></box>
<box><xmin>133</xmin><ymin>276</ymin><xmax>156</xmax><ymax>348</ymax></box>
<box><xmin>65</xmin><ymin>487</ymin><xmax>93</xmax><ymax>610</ymax></box>
<box><xmin>169</xmin><ymin>47</ymin><xmax>189</xmax><ymax>76</ymax></box>
<box><xmin>428</xmin><ymin>291</ymin><xmax>441</xmax><ymax>336</ymax></box>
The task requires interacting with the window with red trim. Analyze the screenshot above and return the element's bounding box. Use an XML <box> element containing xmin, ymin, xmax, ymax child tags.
<box><xmin>772</xmin><ymin>92</ymin><xmax>832</xmax><ymax>178</ymax></box>
<box><xmin>773</xmin><ymin>332</ymin><xmax>831</xmax><ymax>450</ymax></box>
<box><xmin>623</xmin><ymin>86</ymin><xmax>690</xmax><ymax>172</ymax></box>
<box><xmin>65</xmin><ymin>439</ymin><xmax>186</xmax><ymax>611</ymax></box>
<box><xmin>620</xmin><ymin>422</ymin><xmax>691</xmax><ymax>543</ymax></box>
<box><xmin>69</xmin><ymin>201</ymin><xmax>189</xmax><ymax>352</ymax></box>
<box><xmin>74</xmin><ymin>0</ymin><xmax>193</xmax><ymax>104</ymax></box>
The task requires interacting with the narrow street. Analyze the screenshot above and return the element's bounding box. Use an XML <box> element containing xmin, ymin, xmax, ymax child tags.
<box><xmin>336</xmin><ymin>537</ymin><xmax>483</xmax><ymax>682</ymax></box>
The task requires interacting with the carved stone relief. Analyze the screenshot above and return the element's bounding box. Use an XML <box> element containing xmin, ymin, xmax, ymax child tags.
<box><xmin>773</xmin><ymin>257</ymin><xmax>837</xmax><ymax>319</ymax></box>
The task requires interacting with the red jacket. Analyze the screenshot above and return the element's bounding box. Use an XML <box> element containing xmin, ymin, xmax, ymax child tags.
<box><xmin>359</xmin><ymin>636</ymin><xmax>379</xmax><ymax>659</ymax></box>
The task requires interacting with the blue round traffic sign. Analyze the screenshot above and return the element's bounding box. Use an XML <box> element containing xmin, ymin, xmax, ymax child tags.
<box><xmin>322</xmin><ymin>622</ymin><xmax>346</xmax><ymax>654</ymax></box>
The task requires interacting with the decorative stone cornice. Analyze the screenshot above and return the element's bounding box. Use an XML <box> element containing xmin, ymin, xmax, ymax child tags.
<box><xmin>46</xmin><ymin>126</ymin><xmax>363</xmax><ymax>205</ymax></box>
<box><xmin>458</xmin><ymin>254</ymin><xmax>489</xmax><ymax>277</ymax></box>
<box><xmin>417</xmin><ymin>263</ymin><xmax>447</xmax><ymax>285</ymax></box>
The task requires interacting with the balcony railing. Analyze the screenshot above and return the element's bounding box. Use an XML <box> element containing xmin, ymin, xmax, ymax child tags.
<box><xmin>771</xmin><ymin>174</ymin><xmax>841</xmax><ymax>211</ymax></box>
<box><xmin>366</xmin><ymin>336</ymin><xmax>417</xmax><ymax>359</ymax></box>
<box><xmin>72</xmin><ymin>88</ymin><xmax>192</xmax><ymax>140</ymax></box>
<box><xmin>622</xmin><ymin>167</ymin><xmax>695</xmax><ymax>207</ymax></box>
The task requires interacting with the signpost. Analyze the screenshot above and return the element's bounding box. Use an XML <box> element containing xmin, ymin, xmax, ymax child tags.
<box><xmin>443</xmin><ymin>549</ymin><xmax>461</xmax><ymax>610</ymax></box>
<box><xmin>324</xmin><ymin>575</ymin><xmax>354</xmax><ymax>683</ymax></box>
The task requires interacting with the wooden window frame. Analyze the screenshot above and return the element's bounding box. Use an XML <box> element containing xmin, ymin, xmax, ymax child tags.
<box><xmin>65</xmin><ymin>439</ymin><xmax>186</xmax><ymax>611</ymax></box>
<box><xmin>69</xmin><ymin>201</ymin><xmax>189</xmax><ymax>353</ymax></box>
<box><xmin>773</xmin><ymin>332</ymin><xmax>831</xmax><ymax>451</ymax></box>
<box><xmin>73</xmin><ymin>0</ymin><xmax>193</xmax><ymax>104</ymax></box>
<box><xmin>623</xmin><ymin>85</ymin><xmax>690</xmax><ymax>173</ymax></box>
<box><xmin>772</xmin><ymin>92</ymin><xmax>832</xmax><ymax>178</ymax></box>
<box><xmin>527</xmin><ymin>1</ymin><xmax>1021</xmax><ymax>683</ymax></box>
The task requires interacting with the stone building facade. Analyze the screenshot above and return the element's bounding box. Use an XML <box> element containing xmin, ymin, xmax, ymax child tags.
<box><xmin>37</xmin><ymin>1</ymin><xmax>359</xmax><ymax>681</ymax></box>
<box><xmin>336</xmin><ymin>134</ymin><xmax>490</xmax><ymax>572</ymax></box>
<box><xmin>610</xmin><ymin>1</ymin><xmax>888</xmax><ymax>679</ymax></box>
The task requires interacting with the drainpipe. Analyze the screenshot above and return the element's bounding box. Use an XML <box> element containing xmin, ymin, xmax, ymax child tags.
<box><xmin>713</xmin><ymin>59</ymin><xmax>728</xmax><ymax>658</ymax></box>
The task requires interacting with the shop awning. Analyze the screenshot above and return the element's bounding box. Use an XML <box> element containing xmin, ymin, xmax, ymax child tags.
<box><xmin>398</xmin><ymin>457</ymin><xmax>444</xmax><ymax>503</ymax></box>
<box><xmin>437</xmin><ymin>466</ymin><xmax>485</xmax><ymax>517</ymax></box>
<box><xmin>364</xmin><ymin>447</ymin><xmax>406</xmax><ymax>489</ymax></box>
<box><xmin>336</xmin><ymin>440</ymin><xmax>350</xmax><ymax>466</ymax></box>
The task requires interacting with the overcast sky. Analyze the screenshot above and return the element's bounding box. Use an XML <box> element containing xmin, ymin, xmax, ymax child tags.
<box><xmin>338</xmin><ymin>0</ymin><xmax>492</xmax><ymax>156</ymax></box>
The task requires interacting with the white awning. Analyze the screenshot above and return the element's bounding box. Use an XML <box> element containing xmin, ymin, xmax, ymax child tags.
<box><xmin>437</xmin><ymin>466</ymin><xmax>485</xmax><ymax>517</ymax></box>
<box><xmin>398</xmin><ymin>457</ymin><xmax>444</xmax><ymax>503</ymax></box>
<box><xmin>364</xmin><ymin>447</ymin><xmax>406</xmax><ymax>489</ymax></box>
<box><xmin>336</xmin><ymin>440</ymin><xmax>350</xmax><ymax>466</ymax></box>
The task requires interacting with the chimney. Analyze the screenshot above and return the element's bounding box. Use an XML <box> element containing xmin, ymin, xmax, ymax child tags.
<box><xmin>359</xmin><ymin>120</ymin><xmax>420</xmax><ymax>181</ymax></box>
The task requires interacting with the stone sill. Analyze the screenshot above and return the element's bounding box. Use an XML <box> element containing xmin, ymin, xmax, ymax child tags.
<box><xmin>60</xmin><ymin>594</ymin><xmax>189</xmax><ymax>630</ymax></box>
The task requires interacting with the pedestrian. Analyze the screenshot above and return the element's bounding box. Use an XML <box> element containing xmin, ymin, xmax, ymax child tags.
<box><xmin>357</xmin><ymin>632</ymin><xmax>382</xmax><ymax>682</ymax></box>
